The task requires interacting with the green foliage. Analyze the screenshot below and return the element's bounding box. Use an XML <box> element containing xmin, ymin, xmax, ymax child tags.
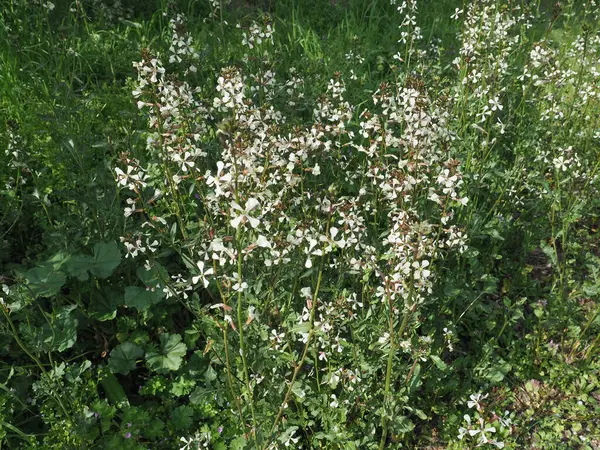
<box><xmin>108</xmin><ymin>342</ymin><xmax>144</xmax><ymax>374</ymax></box>
<box><xmin>1</xmin><ymin>0</ymin><xmax>600</xmax><ymax>449</ymax></box>
<box><xmin>146</xmin><ymin>334</ymin><xmax>187</xmax><ymax>374</ymax></box>
<box><xmin>91</xmin><ymin>241</ymin><xmax>122</xmax><ymax>279</ymax></box>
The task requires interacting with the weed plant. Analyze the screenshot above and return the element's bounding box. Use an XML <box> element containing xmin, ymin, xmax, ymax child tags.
<box><xmin>1</xmin><ymin>0</ymin><xmax>599</xmax><ymax>449</ymax></box>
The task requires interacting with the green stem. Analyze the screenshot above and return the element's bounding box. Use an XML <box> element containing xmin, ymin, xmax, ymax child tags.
<box><xmin>262</xmin><ymin>243</ymin><xmax>328</xmax><ymax>450</ymax></box>
<box><xmin>214</xmin><ymin>274</ymin><xmax>245</xmax><ymax>431</ymax></box>
<box><xmin>379</xmin><ymin>292</ymin><xmax>414</xmax><ymax>450</ymax></box>
<box><xmin>235</xmin><ymin>227</ymin><xmax>259</xmax><ymax>446</ymax></box>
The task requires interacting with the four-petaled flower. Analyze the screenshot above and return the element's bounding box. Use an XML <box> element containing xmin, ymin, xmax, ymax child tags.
<box><xmin>230</xmin><ymin>198</ymin><xmax>261</xmax><ymax>229</ymax></box>
<box><xmin>192</xmin><ymin>261</ymin><xmax>214</xmax><ymax>288</ymax></box>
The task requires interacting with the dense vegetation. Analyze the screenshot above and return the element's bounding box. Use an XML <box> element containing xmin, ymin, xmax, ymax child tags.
<box><xmin>1</xmin><ymin>0</ymin><xmax>599</xmax><ymax>448</ymax></box>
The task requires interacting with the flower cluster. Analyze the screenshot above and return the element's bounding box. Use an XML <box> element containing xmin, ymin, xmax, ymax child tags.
<box><xmin>116</xmin><ymin>9</ymin><xmax>471</xmax><ymax>449</ymax></box>
<box><xmin>239</xmin><ymin>19</ymin><xmax>274</xmax><ymax>49</ymax></box>
<box><xmin>168</xmin><ymin>13</ymin><xmax>199</xmax><ymax>73</ymax></box>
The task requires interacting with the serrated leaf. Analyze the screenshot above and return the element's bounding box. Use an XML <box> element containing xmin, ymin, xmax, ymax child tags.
<box><xmin>108</xmin><ymin>342</ymin><xmax>143</xmax><ymax>374</ymax></box>
<box><xmin>21</xmin><ymin>306</ymin><xmax>78</xmax><ymax>352</ymax></box>
<box><xmin>189</xmin><ymin>386</ymin><xmax>209</xmax><ymax>404</ymax></box>
<box><xmin>124</xmin><ymin>286</ymin><xmax>162</xmax><ymax>311</ymax></box>
<box><xmin>204</xmin><ymin>365</ymin><xmax>217</xmax><ymax>383</ymax></box>
<box><xmin>146</xmin><ymin>333</ymin><xmax>187</xmax><ymax>374</ymax></box>
<box><xmin>486</xmin><ymin>369</ymin><xmax>505</xmax><ymax>383</ymax></box>
<box><xmin>230</xmin><ymin>436</ymin><xmax>247</xmax><ymax>450</ymax></box>
<box><xmin>170</xmin><ymin>405</ymin><xmax>193</xmax><ymax>431</ymax></box>
<box><xmin>292</xmin><ymin>383</ymin><xmax>306</xmax><ymax>402</ymax></box>
<box><xmin>91</xmin><ymin>241</ymin><xmax>121</xmax><ymax>278</ymax></box>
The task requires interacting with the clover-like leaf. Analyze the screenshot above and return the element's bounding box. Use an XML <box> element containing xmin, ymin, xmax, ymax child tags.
<box><xmin>90</xmin><ymin>241</ymin><xmax>121</xmax><ymax>278</ymax></box>
<box><xmin>108</xmin><ymin>342</ymin><xmax>144</xmax><ymax>374</ymax></box>
<box><xmin>146</xmin><ymin>333</ymin><xmax>187</xmax><ymax>374</ymax></box>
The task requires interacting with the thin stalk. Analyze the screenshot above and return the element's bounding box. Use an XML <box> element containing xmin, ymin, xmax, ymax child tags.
<box><xmin>379</xmin><ymin>290</ymin><xmax>414</xmax><ymax>450</ymax></box>
<box><xmin>261</xmin><ymin>227</ymin><xmax>330</xmax><ymax>450</ymax></box>
<box><xmin>214</xmin><ymin>273</ymin><xmax>245</xmax><ymax>430</ymax></box>
<box><xmin>235</xmin><ymin>227</ymin><xmax>259</xmax><ymax>446</ymax></box>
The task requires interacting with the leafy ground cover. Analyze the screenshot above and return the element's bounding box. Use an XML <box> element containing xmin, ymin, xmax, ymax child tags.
<box><xmin>1</xmin><ymin>0</ymin><xmax>600</xmax><ymax>448</ymax></box>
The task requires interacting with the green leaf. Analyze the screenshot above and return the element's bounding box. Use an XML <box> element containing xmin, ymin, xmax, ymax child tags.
<box><xmin>486</xmin><ymin>369</ymin><xmax>506</xmax><ymax>383</ymax></box>
<box><xmin>108</xmin><ymin>342</ymin><xmax>144</xmax><ymax>374</ymax></box>
<box><xmin>52</xmin><ymin>306</ymin><xmax>78</xmax><ymax>352</ymax></box>
<box><xmin>407</xmin><ymin>363</ymin><xmax>421</xmax><ymax>394</ymax></box>
<box><xmin>291</xmin><ymin>382</ymin><xmax>306</xmax><ymax>402</ymax></box>
<box><xmin>204</xmin><ymin>365</ymin><xmax>217</xmax><ymax>384</ymax></box>
<box><xmin>137</xmin><ymin>263</ymin><xmax>168</xmax><ymax>288</ymax></box>
<box><xmin>25</xmin><ymin>264</ymin><xmax>66</xmax><ymax>298</ymax></box>
<box><xmin>430</xmin><ymin>355</ymin><xmax>448</xmax><ymax>371</ymax></box>
<box><xmin>90</xmin><ymin>241</ymin><xmax>121</xmax><ymax>278</ymax></box>
<box><xmin>124</xmin><ymin>286</ymin><xmax>162</xmax><ymax>311</ymax></box>
<box><xmin>100</xmin><ymin>373</ymin><xmax>129</xmax><ymax>407</ymax></box>
<box><xmin>145</xmin><ymin>419</ymin><xmax>165</xmax><ymax>439</ymax></box>
<box><xmin>394</xmin><ymin>416</ymin><xmax>415</xmax><ymax>434</ymax></box>
<box><xmin>146</xmin><ymin>333</ymin><xmax>187</xmax><ymax>374</ymax></box>
<box><xmin>136</xmin><ymin>263</ymin><xmax>167</xmax><ymax>299</ymax></box>
<box><xmin>230</xmin><ymin>436</ymin><xmax>247</xmax><ymax>450</ymax></box>
<box><xmin>189</xmin><ymin>387</ymin><xmax>209</xmax><ymax>404</ymax></box>
<box><xmin>292</xmin><ymin>322</ymin><xmax>311</xmax><ymax>334</ymax></box>
<box><xmin>415</xmin><ymin>409</ymin><xmax>427</xmax><ymax>420</ymax></box>
<box><xmin>170</xmin><ymin>405</ymin><xmax>193</xmax><ymax>431</ymax></box>
<box><xmin>67</xmin><ymin>255</ymin><xmax>94</xmax><ymax>281</ymax></box>
<box><xmin>89</xmin><ymin>286</ymin><xmax>122</xmax><ymax>321</ymax></box>
<box><xmin>46</xmin><ymin>252</ymin><xmax>71</xmax><ymax>271</ymax></box>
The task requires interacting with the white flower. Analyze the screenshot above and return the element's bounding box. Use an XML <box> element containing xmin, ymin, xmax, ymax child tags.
<box><xmin>300</xmin><ymin>287</ymin><xmax>312</xmax><ymax>299</ymax></box>
<box><xmin>329</xmin><ymin>394</ymin><xmax>338</xmax><ymax>407</ymax></box>
<box><xmin>378</xmin><ymin>332</ymin><xmax>390</xmax><ymax>345</ymax></box>
<box><xmin>206</xmin><ymin>161</ymin><xmax>232</xmax><ymax>198</ymax></box>
<box><xmin>553</xmin><ymin>156</ymin><xmax>569</xmax><ymax>171</ymax></box>
<box><xmin>230</xmin><ymin>198</ymin><xmax>261</xmax><ymax>229</ymax></box>
<box><xmin>256</xmin><ymin>235</ymin><xmax>271</xmax><ymax>248</ymax></box>
<box><xmin>451</xmin><ymin>8</ymin><xmax>463</xmax><ymax>20</ymax></box>
<box><xmin>467</xmin><ymin>392</ymin><xmax>488</xmax><ymax>411</ymax></box>
<box><xmin>231</xmin><ymin>273</ymin><xmax>248</xmax><ymax>292</ymax></box>
<box><xmin>458</xmin><ymin>414</ymin><xmax>471</xmax><ymax>440</ymax></box>
<box><xmin>192</xmin><ymin>261</ymin><xmax>214</xmax><ymax>288</ymax></box>
<box><xmin>412</xmin><ymin>259</ymin><xmax>431</xmax><ymax>280</ymax></box>
<box><xmin>489</xmin><ymin>97</ymin><xmax>503</xmax><ymax>111</ymax></box>
<box><xmin>468</xmin><ymin>417</ymin><xmax>496</xmax><ymax>445</ymax></box>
